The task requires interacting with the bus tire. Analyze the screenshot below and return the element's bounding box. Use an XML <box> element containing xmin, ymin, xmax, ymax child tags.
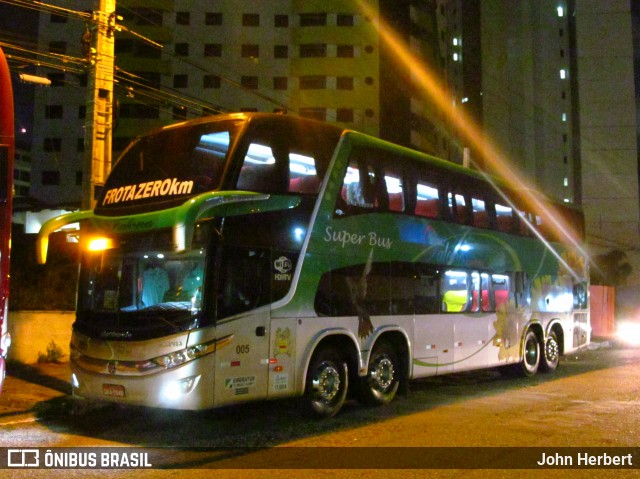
<box><xmin>519</xmin><ymin>329</ymin><xmax>540</xmax><ymax>377</ymax></box>
<box><xmin>540</xmin><ymin>330</ymin><xmax>560</xmax><ymax>373</ymax></box>
<box><xmin>358</xmin><ymin>340</ymin><xmax>400</xmax><ymax>406</ymax></box>
<box><xmin>503</xmin><ymin>329</ymin><xmax>540</xmax><ymax>377</ymax></box>
<box><xmin>304</xmin><ymin>346</ymin><xmax>348</xmax><ymax>418</ymax></box>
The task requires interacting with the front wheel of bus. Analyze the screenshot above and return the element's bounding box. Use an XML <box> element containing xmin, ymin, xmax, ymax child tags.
<box><xmin>305</xmin><ymin>346</ymin><xmax>348</xmax><ymax>418</ymax></box>
<box><xmin>359</xmin><ymin>340</ymin><xmax>399</xmax><ymax>406</ymax></box>
<box><xmin>540</xmin><ymin>330</ymin><xmax>560</xmax><ymax>373</ymax></box>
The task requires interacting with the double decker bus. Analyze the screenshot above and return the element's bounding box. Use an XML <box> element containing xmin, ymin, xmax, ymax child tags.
<box><xmin>37</xmin><ymin>113</ymin><xmax>589</xmax><ymax>417</ymax></box>
<box><xmin>0</xmin><ymin>47</ymin><xmax>14</xmax><ymax>394</ymax></box>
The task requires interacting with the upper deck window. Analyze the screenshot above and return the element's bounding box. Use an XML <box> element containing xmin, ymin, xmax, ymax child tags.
<box><xmin>96</xmin><ymin>120</ymin><xmax>241</xmax><ymax>214</ymax></box>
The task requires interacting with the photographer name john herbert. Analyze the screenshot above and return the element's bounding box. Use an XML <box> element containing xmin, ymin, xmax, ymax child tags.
<box><xmin>537</xmin><ymin>451</ymin><xmax>634</xmax><ymax>467</ymax></box>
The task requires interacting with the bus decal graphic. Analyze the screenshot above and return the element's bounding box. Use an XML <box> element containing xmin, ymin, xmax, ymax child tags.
<box><xmin>102</xmin><ymin>178</ymin><xmax>194</xmax><ymax>205</ymax></box>
<box><xmin>324</xmin><ymin>226</ymin><xmax>393</xmax><ymax>250</ymax></box>
<box><xmin>274</xmin><ymin>327</ymin><xmax>292</xmax><ymax>357</ymax></box>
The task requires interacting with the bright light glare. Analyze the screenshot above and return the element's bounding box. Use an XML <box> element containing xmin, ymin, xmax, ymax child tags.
<box><xmin>354</xmin><ymin>0</ymin><xmax>589</xmax><ymax>282</ymax></box>
<box><xmin>617</xmin><ymin>322</ymin><xmax>640</xmax><ymax>347</ymax></box>
<box><xmin>87</xmin><ymin>237</ymin><xmax>113</xmax><ymax>252</ymax></box>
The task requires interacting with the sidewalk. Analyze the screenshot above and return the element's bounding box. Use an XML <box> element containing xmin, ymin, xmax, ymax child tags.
<box><xmin>0</xmin><ymin>361</ymin><xmax>71</xmax><ymax>418</ymax></box>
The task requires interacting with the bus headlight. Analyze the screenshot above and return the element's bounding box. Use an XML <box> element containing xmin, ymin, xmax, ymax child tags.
<box><xmin>162</xmin><ymin>375</ymin><xmax>201</xmax><ymax>401</ymax></box>
<box><xmin>151</xmin><ymin>342</ymin><xmax>213</xmax><ymax>370</ymax></box>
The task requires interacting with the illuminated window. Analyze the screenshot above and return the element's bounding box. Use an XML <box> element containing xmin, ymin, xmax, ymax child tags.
<box><xmin>560</xmin><ymin>69</ymin><xmax>566</xmax><ymax>79</ymax></box>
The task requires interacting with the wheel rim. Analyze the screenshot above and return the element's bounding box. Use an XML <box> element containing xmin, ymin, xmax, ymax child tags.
<box><xmin>370</xmin><ymin>356</ymin><xmax>395</xmax><ymax>392</ymax></box>
<box><xmin>545</xmin><ymin>336</ymin><xmax>559</xmax><ymax>364</ymax></box>
<box><xmin>312</xmin><ymin>361</ymin><xmax>341</xmax><ymax>402</ymax></box>
<box><xmin>524</xmin><ymin>335</ymin><xmax>539</xmax><ymax>369</ymax></box>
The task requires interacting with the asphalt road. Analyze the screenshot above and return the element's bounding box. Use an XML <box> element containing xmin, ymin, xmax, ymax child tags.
<box><xmin>1</xmin><ymin>340</ymin><xmax>639</xmax><ymax>478</ymax></box>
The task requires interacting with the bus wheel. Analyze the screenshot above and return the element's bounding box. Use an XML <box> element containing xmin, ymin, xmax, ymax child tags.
<box><xmin>359</xmin><ymin>340</ymin><xmax>399</xmax><ymax>406</ymax></box>
<box><xmin>305</xmin><ymin>346</ymin><xmax>348</xmax><ymax>418</ymax></box>
<box><xmin>520</xmin><ymin>329</ymin><xmax>540</xmax><ymax>377</ymax></box>
<box><xmin>540</xmin><ymin>330</ymin><xmax>560</xmax><ymax>373</ymax></box>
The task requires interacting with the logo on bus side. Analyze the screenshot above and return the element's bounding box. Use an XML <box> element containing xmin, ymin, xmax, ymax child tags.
<box><xmin>102</xmin><ymin>178</ymin><xmax>194</xmax><ymax>206</ymax></box>
<box><xmin>324</xmin><ymin>226</ymin><xmax>393</xmax><ymax>250</ymax></box>
<box><xmin>274</xmin><ymin>256</ymin><xmax>293</xmax><ymax>281</ymax></box>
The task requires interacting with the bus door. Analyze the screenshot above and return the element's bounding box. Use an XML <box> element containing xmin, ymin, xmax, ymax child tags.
<box><xmin>412</xmin><ymin>267</ymin><xmax>454</xmax><ymax>377</ymax></box>
<box><xmin>451</xmin><ymin>271</ymin><xmax>491</xmax><ymax>371</ymax></box>
<box><xmin>212</xmin><ymin>245</ymin><xmax>271</xmax><ymax>406</ymax></box>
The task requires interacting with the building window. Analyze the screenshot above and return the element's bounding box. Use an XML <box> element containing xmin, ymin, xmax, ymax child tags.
<box><xmin>300</xmin><ymin>13</ymin><xmax>327</xmax><ymax>26</ymax></box>
<box><xmin>337</xmin><ymin>14</ymin><xmax>354</xmax><ymax>26</ymax></box>
<box><xmin>299</xmin><ymin>108</ymin><xmax>326</xmax><ymax>121</ymax></box>
<box><xmin>176</xmin><ymin>11</ymin><xmax>190</xmax><ymax>25</ymax></box>
<box><xmin>242</xmin><ymin>13</ymin><xmax>260</xmax><ymax>26</ymax></box>
<box><xmin>45</xmin><ymin>105</ymin><xmax>63</xmax><ymax>119</ymax></box>
<box><xmin>76</xmin><ymin>171</ymin><xmax>83</xmax><ymax>186</ymax></box>
<box><xmin>48</xmin><ymin>41</ymin><xmax>67</xmax><ymax>54</ymax></box>
<box><xmin>275</xmin><ymin>14</ymin><xmax>288</xmax><ymax>27</ymax></box>
<box><xmin>241</xmin><ymin>44</ymin><xmax>259</xmax><ymax>58</ymax></box>
<box><xmin>300</xmin><ymin>44</ymin><xmax>326</xmax><ymax>58</ymax></box>
<box><xmin>43</xmin><ymin>138</ymin><xmax>62</xmax><ymax>152</ymax></box>
<box><xmin>133</xmin><ymin>41</ymin><xmax>161</xmax><ymax>59</ymax></box>
<box><xmin>204</xmin><ymin>43</ymin><xmax>222</xmax><ymax>57</ymax></box>
<box><xmin>337</xmin><ymin>45</ymin><xmax>355</xmax><ymax>58</ymax></box>
<box><xmin>274</xmin><ymin>77</ymin><xmax>288</xmax><ymax>90</ymax></box>
<box><xmin>274</xmin><ymin>45</ymin><xmax>288</xmax><ymax>58</ymax></box>
<box><xmin>50</xmin><ymin>13</ymin><xmax>67</xmax><ymax>23</ymax></box>
<box><xmin>175</xmin><ymin>43</ymin><xmax>189</xmax><ymax>56</ymax></box>
<box><xmin>241</xmin><ymin>76</ymin><xmax>259</xmax><ymax>89</ymax></box>
<box><xmin>78</xmin><ymin>106</ymin><xmax>86</xmax><ymax>119</ymax></box>
<box><xmin>300</xmin><ymin>75</ymin><xmax>327</xmax><ymax>89</ymax></box>
<box><xmin>77</xmin><ymin>138</ymin><xmax>85</xmax><ymax>152</ymax></box>
<box><xmin>173</xmin><ymin>74</ymin><xmax>188</xmax><ymax>88</ymax></box>
<box><xmin>47</xmin><ymin>73</ymin><xmax>65</xmax><ymax>86</ymax></box>
<box><xmin>337</xmin><ymin>76</ymin><xmax>354</xmax><ymax>90</ymax></box>
<box><xmin>119</xmin><ymin>104</ymin><xmax>160</xmax><ymax>119</ymax></box>
<box><xmin>204</xmin><ymin>75</ymin><xmax>221</xmax><ymax>89</ymax></box>
<box><xmin>115</xmin><ymin>39</ymin><xmax>134</xmax><ymax>54</ymax></box>
<box><xmin>133</xmin><ymin>8</ymin><xmax>162</xmax><ymax>26</ymax></box>
<box><xmin>205</xmin><ymin>12</ymin><xmax>223</xmax><ymax>25</ymax></box>
<box><xmin>41</xmin><ymin>170</ymin><xmax>61</xmax><ymax>186</ymax></box>
<box><xmin>336</xmin><ymin>108</ymin><xmax>354</xmax><ymax>122</ymax></box>
<box><xmin>173</xmin><ymin>106</ymin><xmax>187</xmax><ymax>120</ymax></box>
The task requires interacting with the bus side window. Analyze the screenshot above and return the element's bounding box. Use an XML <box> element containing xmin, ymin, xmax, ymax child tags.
<box><xmin>493</xmin><ymin>274</ymin><xmax>510</xmax><ymax>309</ymax></box>
<box><xmin>449</xmin><ymin>192</ymin><xmax>470</xmax><ymax>225</ymax></box>
<box><xmin>415</xmin><ymin>181</ymin><xmax>440</xmax><ymax>219</ymax></box>
<box><xmin>414</xmin><ymin>267</ymin><xmax>440</xmax><ymax>314</ymax></box>
<box><xmin>385</xmin><ymin>169</ymin><xmax>405</xmax><ymax>213</ymax></box>
<box><xmin>442</xmin><ymin>270</ymin><xmax>468</xmax><ymax>312</ymax></box>
<box><xmin>217</xmin><ymin>245</ymin><xmax>272</xmax><ymax>319</ymax></box>
<box><xmin>495</xmin><ymin>202</ymin><xmax>516</xmax><ymax>233</ymax></box>
<box><xmin>472</xmin><ymin>197</ymin><xmax>489</xmax><ymax>228</ymax></box>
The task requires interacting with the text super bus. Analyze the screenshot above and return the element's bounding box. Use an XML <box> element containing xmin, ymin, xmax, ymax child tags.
<box><xmin>37</xmin><ymin>113</ymin><xmax>589</xmax><ymax>417</ymax></box>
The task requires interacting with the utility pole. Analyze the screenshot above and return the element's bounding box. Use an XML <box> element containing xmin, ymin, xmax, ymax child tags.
<box><xmin>82</xmin><ymin>0</ymin><xmax>116</xmax><ymax>210</ymax></box>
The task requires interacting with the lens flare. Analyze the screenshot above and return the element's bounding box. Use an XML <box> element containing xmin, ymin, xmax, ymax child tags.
<box><xmin>356</xmin><ymin>0</ymin><xmax>589</xmax><ymax>279</ymax></box>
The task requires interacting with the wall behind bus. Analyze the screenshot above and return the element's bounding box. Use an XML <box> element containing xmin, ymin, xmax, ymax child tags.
<box><xmin>7</xmin><ymin>311</ymin><xmax>74</xmax><ymax>364</ymax></box>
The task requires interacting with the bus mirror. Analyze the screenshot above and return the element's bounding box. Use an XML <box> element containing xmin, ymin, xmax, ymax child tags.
<box><xmin>36</xmin><ymin>235</ymin><xmax>49</xmax><ymax>264</ymax></box>
<box><xmin>36</xmin><ymin>210</ymin><xmax>94</xmax><ymax>264</ymax></box>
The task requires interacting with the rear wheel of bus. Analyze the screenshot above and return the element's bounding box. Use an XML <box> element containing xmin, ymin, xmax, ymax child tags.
<box><xmin>358</xmin><ymin>339</ymin><xmax>400</xmax><ymax>406</ymax></box>
<box><xmin>540</xmin><ymin>329</ymin><xmax>560</xmax><ymax>372</ymax></box>
<box><xmin>304</xmin><ymin>345</ymin><xmax>348</xmax><ymax>418</ymax></box>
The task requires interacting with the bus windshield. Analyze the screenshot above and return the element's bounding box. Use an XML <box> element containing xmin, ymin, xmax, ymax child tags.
<box><xmin>97</xmin><ymin>119</ymin><xmax>243</xmax><ymax>212</ymax></box>
<box><xmin>77</xmin><ymin>226</ymin><xmax>210</xmax><ymax>339</ymax></box>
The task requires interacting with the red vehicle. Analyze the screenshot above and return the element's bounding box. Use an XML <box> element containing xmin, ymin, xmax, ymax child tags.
<box><xmin>0</xmin><ymin>46</ymin><xmax>14</xmax><ymax>394</ymax></box>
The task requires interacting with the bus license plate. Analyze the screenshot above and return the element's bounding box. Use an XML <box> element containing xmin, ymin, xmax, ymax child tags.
<box><xmin>102</xmin><ymin>384</ymin><xmax>126</xmax><ymax>397</ymax></box>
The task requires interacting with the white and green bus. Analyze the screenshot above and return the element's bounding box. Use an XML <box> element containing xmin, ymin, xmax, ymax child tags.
<box><xmin>37</xmin><ymin>113</ymin><xmax>589</xmax><ymax>417</ymax></box>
